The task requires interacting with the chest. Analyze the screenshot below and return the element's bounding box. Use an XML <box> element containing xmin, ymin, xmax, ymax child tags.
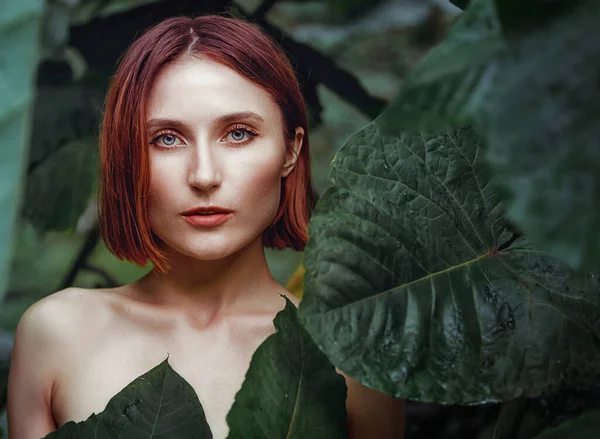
<box><xmin>52</xmin><ymin>322</ymin><xmax>273</xmax><ymax>439</ymax></box>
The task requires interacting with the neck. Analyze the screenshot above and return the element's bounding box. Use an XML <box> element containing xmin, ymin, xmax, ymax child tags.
<box><xmin>132</xmin><ymin>236</ymin><xmax>279</xmax><ymax>323</ymax></box>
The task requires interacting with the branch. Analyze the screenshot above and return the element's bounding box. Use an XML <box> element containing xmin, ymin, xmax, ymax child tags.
<box><xmin>235</xmin><ymin>5</ymin><xmax>388</xmax><ymax>120</ymax></box>
<box><xmin>82</xmin><ymin>263</ymin><xmax>119</xmax><ymax>287</ymax></box>
<box><xmin>68</xmin><ymin>0</ymin><xmax>233</xmax><ymax>72</ymax></box>
<box><xmin>251</xmin><ymin>0</ymin><xmax>279</xmax><ymax>22</ymax></box>
<box><xmin>68</xmin><ymin>0</ymin><xmax>387</xmax><ymax>121</ymax></box>
<box><xmin>60</xmin><ymin>225</ymin><xmax>100</xmax><ymax>289</ymax></box>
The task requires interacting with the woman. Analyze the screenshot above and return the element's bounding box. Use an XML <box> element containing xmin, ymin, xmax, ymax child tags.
<box><xmin>7</xmin><ymin>15</ymin><xmax>405</xmax><ymax>439</ymax></box>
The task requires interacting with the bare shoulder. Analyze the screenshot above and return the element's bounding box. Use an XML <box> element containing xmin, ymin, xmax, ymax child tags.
<box><xmin>8</xmin><ymin>287</ymin><xmax>120</xmax><ymax>438</ymax></box>
<box><xmin>21</xmin><ymin>287</ymin><xmax>107</xmax><ymax>323</ymax></box>
<box><xmin>11</xmin><ymin>288</ymin><xmax>93</xmax><ymax>378</ymax></box>
<box><xmin>16</xmin><ymin>287</ymin><xmax>116</xmax><ymax>345</ymax></box>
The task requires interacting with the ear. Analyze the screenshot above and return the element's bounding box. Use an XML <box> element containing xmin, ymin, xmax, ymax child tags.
<box><xmin>281</xmin><ymin>126</ymin><xmax>304</xmax><ymax>178</ymax></box>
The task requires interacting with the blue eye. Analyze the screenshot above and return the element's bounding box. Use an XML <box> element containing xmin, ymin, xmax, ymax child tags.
<box><xmin>225</xmin><ymin>126</ymin><xmax>258</xmax><ymax>145</ymax></box>
<box><xmin>160</xmin><ymin>134</ymin><xmax>177</xmax><ymax>145</ymax></box>
<box><xmin>230</xmin><ymin>129</ymin><xmax>246</xmax><ymax>142</ymax></box>
<box><xmin>150</xmin><ymin>132</ymin><xmax>183</xmax><ymax>148</ymax></box>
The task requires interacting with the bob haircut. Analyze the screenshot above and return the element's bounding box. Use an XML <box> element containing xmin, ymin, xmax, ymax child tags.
<box><xmin>99</xmin><ymin>14</ymin><xmax>316</xmax><ymax>272</ymax></box>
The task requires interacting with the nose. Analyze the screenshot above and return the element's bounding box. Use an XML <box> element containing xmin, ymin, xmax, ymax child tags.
<box><xmin>188</xmin><ymin>141</ymin><xmax>222</xmax><ymax>191</ymax></box>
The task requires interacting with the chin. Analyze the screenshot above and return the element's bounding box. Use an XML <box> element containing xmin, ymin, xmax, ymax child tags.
<box><xmin>162</xmin><ymin>233</ymin><xmax>260</xmax><ymax>262</ymax></box>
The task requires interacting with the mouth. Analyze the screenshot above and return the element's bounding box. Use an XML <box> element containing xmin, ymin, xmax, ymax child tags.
<box><xmin>181</xmin><ymin>206</ymin><xmax>233</xmax><ymax>227</ymax></box>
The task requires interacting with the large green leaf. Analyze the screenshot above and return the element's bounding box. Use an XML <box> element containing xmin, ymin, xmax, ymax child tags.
<box><xmin>226</xmin><ymin>296</ymin><xmax>347</xmax><ymax>438</ymax></box>
<box><xmin>479</xmin><ymin>0</ymin><xmax>600</xmax><ymax>269</ymax></box>
<box><xmin>299</xmin><ymin>121</ymin><xmax>600</xmax><ymax>404</ymax></box>
<box><xmin>0</xmin><ymin>0</ymin><xmax>44</xmax><ymax>297</ymax></box>
<box><xmin>533</xmin><ymin>409</ymin><xmax>600</xmax><ymax>439</ymax></box>
<box><xmin>45</xmin><ymin>359</ymin><xmax>213</xmax><ymax>438</ymax></box>
<box><xmin>44</xmin><ymin>414</ymin><xmax>116</xmax><ymax>439</ymax></box>
<box><xmin>378</xmin><ymin>0</ymin><xmax>505</xmax><ymax>133</ymax></box>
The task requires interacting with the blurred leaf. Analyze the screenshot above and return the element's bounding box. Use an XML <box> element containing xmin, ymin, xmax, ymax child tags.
<box><xmin>0</xmin><ymin>0</ymin><xmax>45</xmax><ymax>298</ymax></box>
<box><xmin>24</xmin><ymin>137</ymin><xmax>97</xmax><ymax>231</ymax></box>
<box><xmin>226</xmin><ymin>296</ymin><xmax>347</xmax><ymax>438</ymax></box>
<box><xmin>28</xmin><ymin>85</ymin><xmax>104</xmax><ymax>168</ymax></box>
<box><xmin>299</xmin><ymin>121</ymin><xmax>600</xmax><ymax>404</ymax></box>
<box><xmin>480</xmin><ymin>0</ymin><xmax>600</xmax><ymax>269</ymax></box>
<box><xmin>532</xmin><ymin>409</ymin><xmax>600</xmax><ymax>439</ymax></box>
<box><xmin>494</xmin><ymin>0</ymin><xmax>576</xmax><ymax>32</ymax></box>
<box><xmin>378</xmin><ymin>0</ymin><xmax>600</xmax><ymax>269</ymax></box>
<box><xmin>45</xmin><ymin>359</ymin><xmax>213</xmax><ymax>438</ymax></box>
<box><xmin>378</xmin><ymin>0</ymin><xmax>505</xmax><ymax>134</ymax></box>
<box><xmin>41</xmin><ymin>1</ymin><xmax>74</xmax><ymax>57</ymax></box>
<box><xmin>492</xmin><ymin>398</ymin><xmax>527</xmax><ymax>439</ymax></box>
<box><xmin>451</xmin><ymin>0</ymin><xmax>471</xmax><ymax>9</ymax></box>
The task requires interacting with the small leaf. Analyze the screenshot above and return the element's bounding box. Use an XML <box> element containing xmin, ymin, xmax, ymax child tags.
<box><xmin>45</xmin><ymin>359</ymin><xmax>212</xmax><ymax>438</ymax></box>
<box><xmin>0</xmin><ymin>0</ymin><xmax>44</xmax><ymax>298</ymax></box>
<box><xmin>533</xmin><ymin>409</ymin><xmax>600</xmax><ymax>439</ymax></box>
<box><xmin>299</xmin><ymin>121</ymin><xmax>600</xmax><ymax>404</ymax></box>
<box><xmin>226</xmin><ymin>296</ymin><xmax>347</xmax><ymax>439</ymax></box>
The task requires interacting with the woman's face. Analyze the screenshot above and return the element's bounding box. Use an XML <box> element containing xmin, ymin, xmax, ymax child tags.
<box><xmin>145</xmin><ymin>56</ymin><xmax>302</xmax><ymax>261</ymax></box>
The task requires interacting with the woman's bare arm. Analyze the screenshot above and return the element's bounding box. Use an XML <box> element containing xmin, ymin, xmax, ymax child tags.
<box><xmin>341</xmin><ymin>370</ymin><xmax>405</xmax><ymax>439</ymax></box>
<box><xmin>8</xmin><ymin>299</ymin><xmax>62</xmax><ymax>439</ymax></box>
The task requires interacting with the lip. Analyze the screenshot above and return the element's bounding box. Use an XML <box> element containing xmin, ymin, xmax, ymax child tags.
<box><xmin>181</xmin><ymin>205</ymin><xmax>233</xmax><ymax>227</ymax></box>
<box><xmin>181</xmin><ymin>205</ymin><xmax>234</xmax><ymax>216</ymax></box>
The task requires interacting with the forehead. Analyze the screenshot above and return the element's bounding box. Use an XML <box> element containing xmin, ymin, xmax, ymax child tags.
<box><xmin>147</xmin><ymin>55</ymin><xmax>280</xmax><ymax>124</ymax></box>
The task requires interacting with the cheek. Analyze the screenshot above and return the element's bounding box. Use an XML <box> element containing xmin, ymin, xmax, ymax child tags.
<box><xmin>241</xmin><ymin>152</ymin><xmax>284</xmax><ymax>201</ymax></box>
<box><xmin>148</xmin><ymin>159</ymin><xmax>180</xmax><ymax>218</ymax></box>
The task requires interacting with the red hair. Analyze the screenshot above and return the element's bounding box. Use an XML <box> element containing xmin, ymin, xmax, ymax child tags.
<box><xmin>99</xmin><ymin>15</ymin><xmax>316</xmax><ymax>272</ymax></box>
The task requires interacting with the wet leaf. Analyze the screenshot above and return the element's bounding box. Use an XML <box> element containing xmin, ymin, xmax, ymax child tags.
<box><xmin>299</xmin><ymin>121</ymin><xmax>600</xmax><ymax>404</ymax></box>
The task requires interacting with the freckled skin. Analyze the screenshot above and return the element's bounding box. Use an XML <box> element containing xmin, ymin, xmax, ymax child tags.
<box><xmin>7</xmin><ymin>57</ymin><xmax>405</xmax><ymax>439</ymax></box>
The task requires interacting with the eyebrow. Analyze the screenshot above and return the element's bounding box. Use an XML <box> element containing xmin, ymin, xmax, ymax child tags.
<box><xmin>147</xmin><ymin>111</ymin><xmax>265</xmax><ymax>131</ymax></box>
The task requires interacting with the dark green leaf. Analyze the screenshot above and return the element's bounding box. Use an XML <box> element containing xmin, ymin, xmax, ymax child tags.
<box><xmin>299</xmin><ymin>122</ymin><xmax>600</xmax><ymax>404</ymax></box>
<box><xmin>450</xmin><ymin>0</ymin><xmax>471</xmax><ymax>9</ymax></box>
<box><xmin>0</xmin><ymin>0</ymin><xmax>44</xmax><ymax>298</ymax></box>
<box><xmin>226</xmin><ymin>296</ymin><xmax>347</xmax><ymax>439</ymax></box>
<box><xmin>479</xmin><ymin>0</ymin><xmax>600</xmax><ymax>268</ymax></box>
<box><xmin>495</xmin><ymin>0</ymin><xmax>578</xmax><ymax>33</ymax></box>
<box><xmin>23</xmin><ymin>137</ymin><xmax>97</xmax><ymax>231</ymax></box>
<box><xmin>533</xmin><ymin>409</ymin><xmax>600</xmax><ymax>439</ymax></box>
<box><xmin>45</xmin><ymin>359</ymin><xmax>212</xmax><ymax>438</ymax></box>
<box><xmin>378</xmin><ymin>0</ymin><xmax>505</xmax><ymax>134</ymax></box>
<box><xmin>28</xmin><ymin>85</ymin><xmax>104</xmax><ymax>169</ymax></box>
<box><xmin>46</xmin><ymin>414</ymin><xmax>117</xmax><ymax>439</ymax></box>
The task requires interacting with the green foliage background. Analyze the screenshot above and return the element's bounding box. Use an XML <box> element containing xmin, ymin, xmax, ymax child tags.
<box><xmin>2</xmin><ymin>0</ymin><xmax>599</xmax><ymax>438</ymax></box>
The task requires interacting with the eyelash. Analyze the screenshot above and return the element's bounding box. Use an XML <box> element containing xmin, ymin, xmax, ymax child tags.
<box><xmin>149</xmin><ymin>124</ymin><xmax>259</xmax><ymax>150</ymax></box>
